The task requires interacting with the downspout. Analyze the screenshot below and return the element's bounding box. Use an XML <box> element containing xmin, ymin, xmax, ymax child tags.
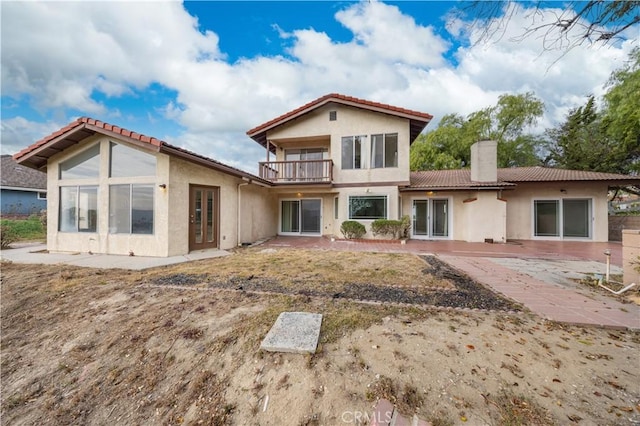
<box><xmin>237</xmin><ymin>181</ymin><xmax>250</xmax><ymax>246</ymax></box>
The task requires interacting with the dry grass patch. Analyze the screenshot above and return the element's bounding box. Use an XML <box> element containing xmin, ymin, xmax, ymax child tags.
<box><xmin>149</xmin><ymin>248</ymin><xmax>451</xmax><ymax>290</ymax></box>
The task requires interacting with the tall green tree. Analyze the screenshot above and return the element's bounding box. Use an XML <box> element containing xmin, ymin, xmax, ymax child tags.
<box><xmin>544</xmin><ymin>96</ymin><xmax>616</xmax><ymax>172</ymax></box>
<box><xmin>545</xmin><ymin>48</ymin><xmax>640</xmax><ymax>173</ymax></box>
<box><xmin>410</xmin><ymin>93</ymin><xmax>544</xmax><ymax>171</ymax></box>
<box><xmin>602</xmin><ymin>47</ymin><xmax>640</xmax><ymax>172</ymax></box>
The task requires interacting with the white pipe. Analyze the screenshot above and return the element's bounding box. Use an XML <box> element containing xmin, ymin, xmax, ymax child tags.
<box><xmin>598</xmin><ymin>280</ymin><xmax>637</xmax><ymax>295</ymax></box>
<box><xmin>604</xmin><ymin>249</ymin><xmax>611</xmax><ymax>282</ymax></box>
<box><xmin>237</xmin><ymin>182</ymin><xmax>249</xmax><ymax>246</ymax></box>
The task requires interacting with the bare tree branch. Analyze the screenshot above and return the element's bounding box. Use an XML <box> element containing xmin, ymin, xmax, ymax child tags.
<box><xmin>460</xmin><ymin>1</ymin><xmax>640</xmax><ymax>52</ymax></box>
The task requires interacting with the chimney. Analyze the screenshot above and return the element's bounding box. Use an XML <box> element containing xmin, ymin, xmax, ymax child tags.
<box><xmin>470</xmin><ymin>140</ymin><xmax>497</xmax><ymax>182</ymax></box>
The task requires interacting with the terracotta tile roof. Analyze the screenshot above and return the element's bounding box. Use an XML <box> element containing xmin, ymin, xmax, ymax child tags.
<box><xmin>408</xmin><ymin>167</ymin><xmax>640</xmax><ymax>190</ymax></box>
<box><xmin>246</xmin><ymin>93</ymin><xmax>433</xmax><ymax>149</ymax></box>
<box><xmin>497</xmin><ymin>167</ymin><xmax>640</xmax><ymax>182</ymax></box>
<box><xmin>409</xmin><ymin>169</ymin><xmax>516</xmax><ymax>190</ymax></box>
<box><xmin>1</xmin><ymin>155</ymin><xmax>46</xmax><ymax>190</ymax></box>
<box><xmin>12</xmin><ymin>117</ymin><xmax>268</xmax><ymax>184</ymax></box>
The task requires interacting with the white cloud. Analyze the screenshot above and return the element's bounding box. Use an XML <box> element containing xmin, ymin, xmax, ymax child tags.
<box><xmin>1</xmin><ymin>0</ymin><xmax>637</xmax><ymax>171</ymax></box>
<box><xmin>0</xmin><ymin>117</ymin><xmax>66</xmax><ymax>155</ymax></box>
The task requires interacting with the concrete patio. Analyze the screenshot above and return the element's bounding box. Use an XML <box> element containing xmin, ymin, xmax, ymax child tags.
<box><xmin>0</xmin><ymin>242</ymin><xmax>230</xmax><ymax>270</ymax></box>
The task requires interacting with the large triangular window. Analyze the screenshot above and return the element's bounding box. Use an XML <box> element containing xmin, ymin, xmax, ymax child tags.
<box><xmin>109</xmin><ymin>142</ymin><xmax>156</xmax><ymax>177</ymax></box>
<box><xmin>59</xmin><ymin>144</ymin><xmax>100</xmax><ymax>179</ymax></box>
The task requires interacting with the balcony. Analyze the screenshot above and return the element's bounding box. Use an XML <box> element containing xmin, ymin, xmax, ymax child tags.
<box><xmin>259</xmin><ymin>159</ymin><xmax>333</xmax><ymax>184</ymax></box>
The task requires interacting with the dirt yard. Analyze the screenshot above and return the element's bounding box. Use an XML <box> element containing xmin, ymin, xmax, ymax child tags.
<box><xmin>1</xmin><ymin>248</ymin><xmax>639</xmax><ymax>425</ymax></box>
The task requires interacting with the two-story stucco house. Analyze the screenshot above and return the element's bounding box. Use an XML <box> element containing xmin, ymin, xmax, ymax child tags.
<box><xmin>246</xmin><ymin>94</ymin><xmax>433</xmax><ymax>239</ymax></box>
<box><xmin>12</xmin><ymin>93</ymin><xmax>640</xmax><ymax>257</ymax></box>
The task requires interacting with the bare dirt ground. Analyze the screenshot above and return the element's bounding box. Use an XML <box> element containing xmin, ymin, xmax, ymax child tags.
<box><xmin>1</xmin><ymin>248</ymin><xmax>639</xmax><ymax>426</ymax></box>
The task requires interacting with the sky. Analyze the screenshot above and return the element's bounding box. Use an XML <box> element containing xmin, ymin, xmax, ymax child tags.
<box><xmin>1</xmin><ymin>1</ymin><xmax>638</xmax><ymax>174</ymax></box>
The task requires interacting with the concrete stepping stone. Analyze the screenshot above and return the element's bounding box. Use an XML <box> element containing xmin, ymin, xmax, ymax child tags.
<box><xmin>260</xmin><ymin>312</ymin><xmax>322</xmax><ymax>354</ymax></box>
<box><xmin>370</xmin><ymin>399</ymin><xmax>431</xmax><ymax>426</ymax></box>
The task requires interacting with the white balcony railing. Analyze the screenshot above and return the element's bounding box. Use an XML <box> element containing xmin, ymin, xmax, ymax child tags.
<box><xmin>259</xmin><ymin>159</ymin><xmax>333</xmax><ymax>183</ymax></box>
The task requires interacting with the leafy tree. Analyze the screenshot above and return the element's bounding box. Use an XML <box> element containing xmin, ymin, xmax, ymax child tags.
<box><xmin>602</xmin><ymin>47</ymin><xmax>640</xmax><ymax>172</ymax></box>
<box><xmin>410</xmin><ymin>93</ymin><xmax>544</xmax><ymax>171</ymax></box>
<box><xmin>462</xmin><ymin>1</ymin><xmax>640</xmax><ymax>52</ymax></box>
<box><xmin>544</xmin><ymin>96</ymin><xmax>616</xmax><ymax>171</ymax></box>
<box><xmin>545</xmin><ymin>48</ymin><xmax>640</xmax><ymax>173</ymax></box>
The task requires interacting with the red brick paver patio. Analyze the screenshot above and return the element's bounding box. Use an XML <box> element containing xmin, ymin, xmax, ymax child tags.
<box><xmin>262</xmin><ymin>237</ymin><xmax>639</xmax><ymax>330</ymax></box>
<box><xmin>442</xmin><ymin>256</ymin><xmax>639</xmax><ymax>330</ymax></box>
<box><xmin>262</xmin><ymin>236</ymin><xmax>623</xmax><ymax>265</ymax></box>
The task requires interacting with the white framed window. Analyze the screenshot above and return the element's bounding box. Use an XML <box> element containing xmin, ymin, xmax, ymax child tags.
<box><xmin>371</xmin><ymin>133</ymin><xmax>398</xmax><ymax>168</ymax></box>
<box><xmin>341</xmin><ymin>136</ymin><xmax>365</xmax><ymax>169</ymax></box>
<box><xmin>37</xmin><ymin>192</ymin><xmax>47</xmax><ymax>200</ymax></box>
<box><xmin>334</xmin><ymin>196</ymin><xmax>339</xmax><ymax>220</ymax></box>
<box><xmin>349</xmin><ymin>195</ymin><xmax>387</xmax><ymax>220</ymax></box>
<box><xmin>109</xmin><ymin>184</ymin><xmax>154</xmax><ymax>234</ymax></box>
<box><xmin>59</xmin><ymin>186</ymin><xmax>98</xmax><ymax>232</ymax></box>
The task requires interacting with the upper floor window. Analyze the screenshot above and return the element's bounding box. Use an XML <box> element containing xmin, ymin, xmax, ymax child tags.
<box><xmin>341</xmin><ymin>136</ymin><xmax>365</xmax><ymax>170</ymax></box>
<box><xmin>59</xmin><ymin>144</ymin><xmax>100</xmax><ymax>179</ymax></box>
<box><xmin>371</xmin><ymin>133</ymin><xmax>398</xmax><ymax>168</ymax></box>
<box><xmin>110</xmin><ymin>142</ymin><xmax>156</xmax><ymax>177</ymax></box>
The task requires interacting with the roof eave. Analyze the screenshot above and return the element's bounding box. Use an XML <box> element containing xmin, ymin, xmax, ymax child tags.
<box><xmin>401</xmin><ymin>185</ymin><xmax>516</xmax><ymax>192</ymax></box>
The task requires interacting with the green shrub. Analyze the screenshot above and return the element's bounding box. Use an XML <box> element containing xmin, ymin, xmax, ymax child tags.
<box><xmin>371</xmin><ymin>215</ymin><xmax>411</xmax><ymax>239</ymax></box>
<box><xmin>1</xmin><ymin>225</ymin><xmax>18</xmax><ymax>249</ymax></box>
<box><xmin>0</xmin><ymin>216</ymin><xmax>45</xmax><ymax>241</ymax></box>
<box><xmin>340</xmin><ymin>221</ymin><xmax>366</xmax><ymax>239</ymax></box>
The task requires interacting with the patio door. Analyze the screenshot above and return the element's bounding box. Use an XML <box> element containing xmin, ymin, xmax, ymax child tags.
<box><xmin>412</xmin><ymin>199</ymin><xmax>449</xmax><ymax>239</ymax></box>
<box><xmin>281</xmin><ymin>199</ymin><xmax>321</xmax><ymax>235</ymax></box>
<box><xmin>189</xmin><ymin>185</ymin><xmax>219</xmax><ymax>251</ymax></box>
<box><xmin>534</xmin><ymin>199</ymin><xmax>591</xmax><ymax>239</ymax></box>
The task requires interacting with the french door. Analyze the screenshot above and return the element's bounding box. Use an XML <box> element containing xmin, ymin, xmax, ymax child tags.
<box><xmin>281</xmin><ymin>199</ymin><xmax>322</xmax><ymax>235</ymax></box>
<box><xmin>412</xmin><ymin>199</ymin><xmax>450</xmax><ymax>239</ymax></box>
<box><xmin>189</xmin><ymin>185</ymin><xmax>219</xmax><ymax>251</ymax></box>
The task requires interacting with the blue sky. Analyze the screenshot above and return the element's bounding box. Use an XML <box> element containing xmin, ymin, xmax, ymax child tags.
<box><xmin>1</xmin><ymin>1</ymin><xmax>637</xmax><ymax>173</ymax></box>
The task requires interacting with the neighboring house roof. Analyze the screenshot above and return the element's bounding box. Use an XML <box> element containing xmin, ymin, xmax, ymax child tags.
<box><xmin>247</xmin><ymin>93</ymin><xmax>433</xmax><ymax>151</ymax></box>
<box><xmin>1</xmin><ymin>155</ymin><xmax>47</xmax><ymax>191</ymax></box>
<box><xmin>12</xmin><ymin>117</ymin><xmax>269</xmax><ymax>184</ymax></box>
<box><xmin>408</xmin><ymin>167</ymin><xmax>640</xmax><ymax>190</ymax></box>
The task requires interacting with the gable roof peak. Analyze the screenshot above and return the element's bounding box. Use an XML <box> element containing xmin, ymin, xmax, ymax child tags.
<box><xmin>246</xmin><ymin>93</ymin><xmax>433</xmax><ymax>148</ymax></box>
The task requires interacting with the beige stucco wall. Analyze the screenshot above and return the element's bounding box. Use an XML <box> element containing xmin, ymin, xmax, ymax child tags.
<box><xmin>46</xmin><ymin>135</ymin><xmax>276</xmax><ymax>257</ymax></box>
<box><xmin>239</xmin><ymin>183</ymin><xmax>278</xmax><ymax>245</ymax></box>
<box><xmin>335</xmin><ymin>186</ymin><xmax>400</xmax><ymax>238</ymax></box>
<box><xmin>622</xmin><ymin>230</ymin><xmax>640</xmax><ymax>285</ymax></box>
<box><xmin>461</xmin><ymin>192</ymin><xmax>507</xmax><ymax>242</ymax></box>
<box><xmin>400</xmin><ymin>190</ymin><xmax>505</xmax><ymax>242</ymax></box>
<box><xmin>502</xmin><ymin>182</ymin><xmax>609</xmax><ymax>241</ymax></box>
<box><xmin>267</xmin><ymin>103</ymin><xmax>411</xmax><ymax>185</ymax></box>
<box><xmin>47</xmin><ymin>135</ymin><xmax>171</xmax><ymax>256</ymax></box>
<box><xmin>167</xmin><ymin>157</ymin><xmax>277</xmax><ymax>254</ymax></box>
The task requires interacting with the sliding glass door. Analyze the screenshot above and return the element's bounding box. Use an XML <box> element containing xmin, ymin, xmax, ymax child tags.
<box><xmin>412</xmin><ymin>199</ymin><xmax>450</xmax><ymax>239</ymax></box>
<box><xmin>281</xmin><ymin>199</ymin><xmax>322</xmax><ymax>235</ymax></box>
<box><xmin>534</xmin><ymin>199</ymin><xmax>591</xmax><ymax>239</ymax></box>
